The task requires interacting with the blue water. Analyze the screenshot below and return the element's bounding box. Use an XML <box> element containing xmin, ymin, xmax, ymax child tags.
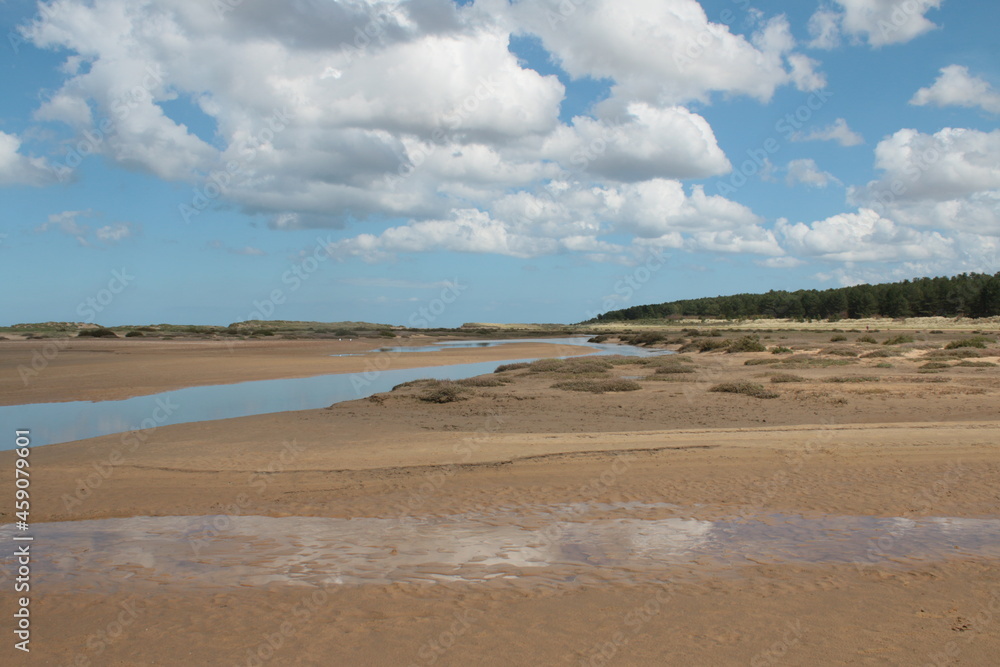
<box><xmin>1</xmin><ymin>337</ymin><xmax>667</xmax><ymax>449</ymax></box>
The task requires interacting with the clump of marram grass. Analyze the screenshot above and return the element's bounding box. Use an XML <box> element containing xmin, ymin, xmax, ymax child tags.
<box><xmin>919</xmin><ymin>362</ymin><xmax>951</xmax><ymax>370</ymax></box>
<box><xmin>727</xmin><ymin>335</ymin><xmax>767</xmax><ymax>353</ymax></box>
<box><xmin>821</xmin><ymin>347</ymin><xmax>860</xmax><ymax>357</ymax></box>
<box><xmin>456</xmin><ymin>375</ymin><xmax>511</xmax><ymax>387</ymax></box>
<box><xmin>653</xmin><ymin>365</ymin><xmax>696</xmax><ymax>375</ymax></box>
<box><xmin>861</xmin><ymin>349</ymin><xmax>900</xmax><ymax>358</ymax></box>
<box><xmin>709</xmin><ymin>381</ymin><xmax>779</xmax><ymax>399</ymax></box>
<box><xmin>770</xmin><ymin>346</ymin><xmax>793</xmax><ymax>354</ymax></box>
<box><xmin>924</xmin><ymin>349</ymin><xmax>981</xmax><ymax>360</ymax></box>
<box><xmin>856</xmin><ymin>335</ymin><xmax>878</xmax><ymax>344</ymax></box>
<box><xmin>551</xmin><ymin>379</ymin><xmax>642</xmax><ymax>393</ymax></box>
<box><xmin>824</xmin><ymin>376</ymin><xmax>880</xmax><ymax>383</ymax></box>
<box><xmin>883</xmin><ymin>335</ymin><xmax>915</xmax><ymax>346</ymax></box>
<box><xmin>418</xmin><ymin>381</ymin><xmax>472</xmax><ymax>403</ymax></box>
<box><xmin>495</xmin><ymin>362</ymin><xmax>530</xmax><ymax>373</ymax></box>
<box><xmin>698</xmin><ymin>338</ymin><xmax>731</xmax><ymax>352</ymax></box>
<box><xmin>946</xmin><ymin>336</ymin><xmax>995</xmax><ymax>349</ymax></box>
<box><xmin>769</xmin><ymin>373</ymin><xmax>805</xmax><ymax>383</ymax></box>
<box><xmin>955</xmin><ymin>360</ymin><xmax>997</xmax><ymax>368</ymax></box>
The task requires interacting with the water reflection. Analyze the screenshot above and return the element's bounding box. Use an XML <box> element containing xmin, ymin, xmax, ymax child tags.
<box><xmin>1</xmin><ymin>338</ymin><xmax>667</xmax><ymax>449</ymax></box>
<box><xmin>5</xmin><ymin>503</ymin><xmax>998</xmax><ymax>590</ymax></box>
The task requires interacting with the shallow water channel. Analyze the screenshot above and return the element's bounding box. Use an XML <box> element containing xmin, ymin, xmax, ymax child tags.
<box><xmin>1</xmin><ymin>337</ymin><xmax>663</xmax><ymax>448</ymax></box>
<box><xmin>5</xmin><ymin>503</ymin><xmax>999</xmax><ymax>590</ymax></box>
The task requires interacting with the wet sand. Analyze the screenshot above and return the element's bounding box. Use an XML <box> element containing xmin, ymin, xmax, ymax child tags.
<box><xmin>1</xmin><ymin>331</ymin><xmax>999</xmax><ymax>665</ymax></box>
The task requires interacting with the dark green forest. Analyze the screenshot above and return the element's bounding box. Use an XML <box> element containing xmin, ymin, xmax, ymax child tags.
<box><xmin>586</xmin><ymin>273</ymin><xmax>1000</xmax><ymax>323</ymax></box>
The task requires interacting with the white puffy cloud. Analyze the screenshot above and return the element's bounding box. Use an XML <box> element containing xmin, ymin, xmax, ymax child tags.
<box><xmin>538</xmin><ymin>103</ymin><xmax>730</xmax><ymax>181</ymax></box>
<box><xmin>501</xmin><ymin>0</ymin><xmax>822</xmax><ymax>105</ymax></box>
<box><xmin>851</xmin><ymin>128</ymin><xmax>1000</xmax><ymax>211</ymax></box>
<box><xmin>793</xmin><ymin>118</ymin><xmax>864</xmax><ymax>146</ymax></box>
<box><xmin>809</xmin><ymin>0</ymin><xmax>943</xmax><ymax>49</ymax></box>
<box><xmin>911</xmin><ymin>65</ymin><xmax>1000</xmax><ymax>115</ymax></box>
<box><xmin>786</xmin><ymin>159</ymin><xmax>840</xmax><ymax>188</ymax></box>
<box><xmin>777</xmin><ymin>208</ymin><xmax>953</xmax><ymax>262</ymax></box>
<box><xmin>323</xmin><ymin>179</ymin><xmax>766</xmax><ymax>261</ymax></box>
<box><xmin>0</xmin><ymin>131</ymin><xmax>57</xmax><ymax>186</ymax></box>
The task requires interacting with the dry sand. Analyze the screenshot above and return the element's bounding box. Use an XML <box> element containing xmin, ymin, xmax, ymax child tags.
<box><xmin>1</xmin><ymin>331</ymin><xmax>999</xmax><ymax>665</ymax></box>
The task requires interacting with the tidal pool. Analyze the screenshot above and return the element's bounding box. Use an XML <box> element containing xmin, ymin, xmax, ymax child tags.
<box><xmin>5</xmin><ymin>503</ymin><xmax>998</xmax><ymax>590</ymax></box>
<box><xmin>0</xmin><ymin>337</ymin><xmax>667</xmax><ymax>448</ymax></box>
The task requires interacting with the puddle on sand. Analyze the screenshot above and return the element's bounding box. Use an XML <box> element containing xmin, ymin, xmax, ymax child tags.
<box><xmin>4</xmin><ymin>503</ymin><xmax>999</xmax><ymax>591</ymax></box>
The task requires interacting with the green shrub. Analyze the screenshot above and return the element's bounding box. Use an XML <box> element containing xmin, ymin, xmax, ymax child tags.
<box><xmin>588</xmin><ymin>334</ymin><xmax>611</xmax><ymax>343</ymax></box>
<box><xmin>822</xmin><ymin>347</ymin><xmax>859</xmax><ymax>357</ymax></box>
<box><xmin>727</xmin><ymin>335</ymin><xmax>766</xmax><ymax>353</ymax></box>
<box><xmin>919</xmin><ymin>362</ymin><xmax>951</xmax><ymax>370</ymax></box>
<box><xmin>925</xmin><ymin>349</ymin><xmax>981</xmax><ymax>360</ymax></box>
<box><xmin>860</xmin><ymin>349</ymin><xmax>899</xmax><ymax>358</ymax></box>
<box><xmin>456</xmin><ymin>376</ymin><xmax>510</xmax><ymax>387</ymax></box>
<box><xmin>830</xmin><ymin>334</ymin><xmax>847</xmax><ymax>342</ymax></box>
<box><xmin>883</xmin><ymin>335</ymin><xmax>915</xmax><ymax>346</ymax></box>
<box><xmin>78</xmin><ymin>327</ymin><xmax>118</xmax><ymax>338</ymax></box>
<box><xmin>495</xmin><ymin>362</ymin><xmax>530</xmax><ymax>373</ymax></box>
<box><xmin>653</xmin><ymin>365</ymin><xmax>696</xmax><ymax>375</ymax></box>
<box><xmin>856</xmin><ymin>335</ymin><xmax>878</xmax><ymax>344</ymax></box>
<box><xmin>419</xmin><ymin>382</ymin><xmax>471</xmax><ymax>403</ymax></box>
<box><xmin>769</xmin><ymin>373</ymin><xmax>804</xmax><ymax>383</ymax></box>
<box><xmin>929</xmin><ymin>330</ymin><xmax>944</xmax><ymax>334</ymax></box>
<box><xmin>124</xmin><ymin>331</ymin><xmax>144</xmax><ymax>337</ymax></box>
<box><xmin>709</xmin><ymin>381</ymin><xmax>778</xmax><ymax>399</ymax></box>
<box><xmin>945</xmin><ymin>336</ymin><xmax>994</xmax><ymax>349</ymax></box>
<box><xmin>379</xmin><ymin>329</ymin><xmax>396</xmax><ymax>338</ymax></box>
<box><xmin>824</xmin><ymin>376</ymin><xmax>880</xmax><ymax>383</ymax></box>
<box><xmin>528</xmin><ymin>358</ymin><xmax>565</xmax><ymax>372</ymax></box>
<box><xmin>251</xmin><ymin>329</ymin><xmax>274</xmax><ymax>336</ymax></box>
<box><xmin>770</xmin><ymin>346</ymin><xmax>793</xmax><ymax>354</ymax></box>
<box><xmin>552</xmin><ymin>379</ymin><xmax>642</xmax><ymax>393</ymax></box>
<box><xmin>697</xmin><ymin>338</ymin><xmax>731</xmax><ymax>352</ymax></box>
<box><xmin>875</xmin><ymin>362</ymin><xmax>894</xmax><ymax>368</ymax></box>
<box><xmin>745</xmin><ymin>358</ymin><xmax>781</xmax><ymax>366</ymax></box>
<box><xmin>955</xmin><ymin>360</ymin><xmax>997</xmax><ymax>368</ymax></box>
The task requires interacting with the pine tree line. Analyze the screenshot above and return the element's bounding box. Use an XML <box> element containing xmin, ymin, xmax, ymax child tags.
<box><xmin>586</xmin><ymin>273</ymin><xmax>1000</xmax><ymax>323</ymax></box>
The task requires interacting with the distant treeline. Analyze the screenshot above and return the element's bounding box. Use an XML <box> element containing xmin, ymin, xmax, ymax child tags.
<box><xmin>586</xmin><ymin>273</ymin><xmax>1000</xmax><ymax>322</ymax></box>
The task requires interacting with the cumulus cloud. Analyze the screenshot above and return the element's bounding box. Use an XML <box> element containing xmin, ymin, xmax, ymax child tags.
<box><xmin>777</xmin><ymin>208</ymin><xmax>953</xmax><ymax>262</ymax></box>
<box><xmin>323</xmin><ymin>179</ymin><xmax>766</xmax><ymax>261</ymax></box>
<box><xmin>786</xmin><ymin>159</ymin><xmax>841</xmax><ymax>188</ymax></box>
<box><xmin>538</xmin><ymin>104</ymin><xmax>731</xmax><ymax>182</ymax></box>
<box><xmin>0</xmin><ymin>131</ymin><xmax>57</xmax><ymax>186</ymax></box>
<box><xmin>809</xmin><ymin>0</ymin><xmax>943</xmax><ymax>49</ymax></box>
<box><xmin>851</xmin><ymin>128</ymin><xmax>1000</xmax><ymax>211</ymax></box>
<box><xmin>793</xmin><ymin>118</ymin><xmax>864</xmax><ymax>146</ymax></box>
<box><xmin>501</xmin><ymin>0</ymin><xmax>822</xmax><ymax>106</ymax></box>
<box><xmin>911</xmin><ymin>65</ymin><xmax>1000</xmax><ymax>115</ymax></box>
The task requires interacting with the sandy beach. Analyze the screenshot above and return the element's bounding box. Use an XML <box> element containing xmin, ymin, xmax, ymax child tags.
<box><xmin>2</xmin><ymin>330</ymin><xmax>999</xmax><ymax>665</ymax></box>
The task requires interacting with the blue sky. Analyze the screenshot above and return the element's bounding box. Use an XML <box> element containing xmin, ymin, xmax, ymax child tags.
<box><xmin>1</xmin><ymin>0</ymin><xmax>998</xmax><ymax>327</ymax></box>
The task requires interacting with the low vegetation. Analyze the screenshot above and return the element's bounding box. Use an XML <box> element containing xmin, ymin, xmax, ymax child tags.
<box><xmin>709</xmin><ymin>382</ymin><xmax>779</xmax><ymax>399</ymax></box>
<box><xmin>552</xmin><ymin>379</ymin><xmax>642</xmax><ymax>393</ymax></box>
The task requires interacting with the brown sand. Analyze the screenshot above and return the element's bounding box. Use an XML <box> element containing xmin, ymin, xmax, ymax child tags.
<box><xmin>0</xmin><ymin>337</ymin><xmax>593</xmax><ymax>405</ymax></box>
<box><xmin>1</xmin><ymin>331</ymin><xmax>999</xmax><ymax>665</ymax></box>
